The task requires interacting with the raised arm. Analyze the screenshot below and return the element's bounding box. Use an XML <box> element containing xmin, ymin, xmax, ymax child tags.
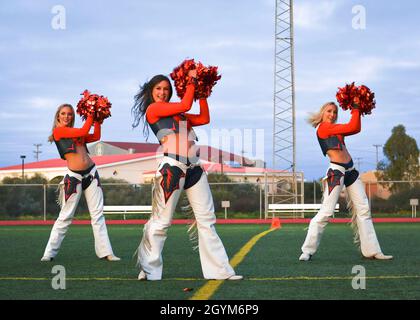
<box><xmin>53</xmin><ymin>115</ymin><xmax>94</xmax><ymax>140</ymax></box>
<box><xmin>146</xmin><ymin>84</ymin><xmax>195</xmax><ymax>124</ymax></box>
<box><xmin>85</xmin><ymin>121</ymin><xmax>101</xmax><ymax>143</ymax></box>
<box><xmin>318</xmin><ymin>109</ymin><xmax>361</xmax><ymax>138</ymax></box>
<box><xmin>184</xmin><ymin>98</ymin><xmax>210</xmax><ymax>126</ymax></box>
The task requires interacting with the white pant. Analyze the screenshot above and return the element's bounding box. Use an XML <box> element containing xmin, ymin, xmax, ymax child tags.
<box><xmin>301</xmin><ymin>162</ymin><xmax>382</xmax><ymax>258</ymax></box>
<box><xmin>138</xmin><ymin>156</ymin><xmax>235</xmax><ymax>280</ymax></box>
<box><xmin>42</xmin><ymin>166</ymin><xmax>114</xmax><ymax>259</ymax></box>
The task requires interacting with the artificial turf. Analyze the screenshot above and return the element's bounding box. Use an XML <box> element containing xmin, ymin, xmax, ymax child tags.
<box><xmin>0</xmin><ymin>223</ymin><xmax>419</xmax><ymax>300</ymax></box>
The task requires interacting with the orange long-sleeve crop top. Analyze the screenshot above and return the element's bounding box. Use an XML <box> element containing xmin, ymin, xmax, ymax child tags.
<box><xmin>146</xmin><ymin>84</ymin><xmax>210</xmax><ymax>143</ymax></box>
<box><xmin>53</xmin><ymin>115</ymin><xmax>101</xmax><ymax>159</ymax></box>
<box><xmin>317</xmin><ymin>109</ymin><xmax>361</xmax><ymax>156</ymax></box>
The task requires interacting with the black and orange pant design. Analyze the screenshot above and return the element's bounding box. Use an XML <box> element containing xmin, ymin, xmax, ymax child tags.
<box><xmin>137</xmin><ymin>156</ymin><xmax>236</xmax><ymax>280</ymax></box>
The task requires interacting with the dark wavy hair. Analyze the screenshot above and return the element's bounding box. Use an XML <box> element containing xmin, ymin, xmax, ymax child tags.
<box><xmin>132</xmin><ymin>74</ymin><xmax>173</xmax><ymax>139</ymax></box>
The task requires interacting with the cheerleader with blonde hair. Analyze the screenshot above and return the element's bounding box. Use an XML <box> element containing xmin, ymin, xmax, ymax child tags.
<box><xmin>299</xmin><ymin>101</ymin><xmax>392</xmax><ymax>261</ymax></box>
<box><xmin>41</xmin><ymin>104</ymin><xmax>120</xmax><ymax>262</ymax></box>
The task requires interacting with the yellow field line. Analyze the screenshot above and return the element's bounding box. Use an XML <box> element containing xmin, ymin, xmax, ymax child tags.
<box><xmin>0</xmin><ymin>229</ymin><xmax>52</xmax><ymax>232</ymax></box>
<box><xmin>190</xmin><ymin>228</ymin><xmax>278</xmax><ymax>300</ymax></box>
<box><xmin>0</xmin><ymin>277</ymin><xmax>135</xmax><ymax>281</ymax></box>
<box><xmin>0</xmin><ymin>275</ymin><xmax>419</xmax><ymax>282</ymax></box>
<box><xmin>0</xmin><ymin>277</ymin><xmax>199</xmax><ymax>281</ymax></box>
<box><xmin>249</xmin><ymin>275</ymin><xmax>420</xmax><ymax>281</ymax></box>
<box><xmin>229</xmin><ymin>228</ymin><xmax>278</xmax><ymax>268</ymax></box>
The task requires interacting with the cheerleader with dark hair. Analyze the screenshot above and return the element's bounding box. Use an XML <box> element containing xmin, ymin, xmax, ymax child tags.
<box><xmin>132</xmin><ymin>70</ymin><xmax>242</xmax><ymax>280</ymax></box>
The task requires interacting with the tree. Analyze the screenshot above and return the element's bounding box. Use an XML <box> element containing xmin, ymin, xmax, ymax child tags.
<box><xmin>304</xmin><ymin>180</ymin><xmax>323</xmax><ymax>203</ymax></box>
<box><xmin>0</xmin><ymin>174</ymin><xmax>152</xmax><ymax>219</ymax></box>
<box><xmin>207</xmin><ymin>173</ymin><xmax>232</xmax><ymax>183</ymax></box>
<box><xmin>376</xmin><ymin>125</ymin><xmax>419</xmax><ymax>192</ymax></box>
<box><xmin>0</xmin><ymin>174</ymin><xmax>49</xmax><ymax>218</ymax></box>
<box><xmin>207</xmin><ymin>173</ymin><xmax>260</xmax><ymax>215</ymax></box>
<box><xmin>101</xmin><ymin>177</ymin><xmax>152</xmax><ymax>206</ymax></box>
<box><xmin>207</xmin><ymin>173</ymin><xmax>232</xmax><ymax>214</ymax></box>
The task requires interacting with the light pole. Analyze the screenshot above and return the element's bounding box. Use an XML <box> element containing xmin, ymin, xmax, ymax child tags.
<box><xmin>219</xmin><ymin>152</ymin><xmax>224</xmax><ymax>175</ymax></box>
<box><xmin>33</xmin><ymin>143</ymin><xmax>42</xmax><ymax>161</ymax></box>
<box><xmin>373</xmin><ymin>144</ymin><xmax>382</xmax><ymax>169</ymax></box>
<box><xmin>20</xmin><ymin>155</ymin><xmax>26</xmax><ymax>181</ymax></box>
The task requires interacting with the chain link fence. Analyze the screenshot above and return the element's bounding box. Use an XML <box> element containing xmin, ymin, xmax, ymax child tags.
<box><xmin>0</xmin><ymin>180</ymin><xmax>418</xmax><ymax>220</ymax></box>
<box><xmin>0</xmin><ymin>182</ymin><xmax>264</xmax><ymax>220</ymax></box>
<box><xmin>303</xmin><ymin>180</ymin><xmax>420</xmax><ymax>218</ymax></box>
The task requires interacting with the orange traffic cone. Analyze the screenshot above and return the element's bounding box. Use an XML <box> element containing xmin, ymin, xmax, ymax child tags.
<box><xmin>271</xmin><ymin>217</ymin><xmax>281</xmax><ymax>229</ymax></box>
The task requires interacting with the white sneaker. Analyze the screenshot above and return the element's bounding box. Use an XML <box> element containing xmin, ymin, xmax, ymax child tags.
<box><xmin>106</xmin><ymin>255</ymin><xmax>121</xmax><ymax>261</ymax></box>
<box><xmin>373</xmin><ymin>253</ymin><xmax>393</xmax><ymax>260</ymax></box>
<box><xmin>138</xmin><ymin>270</ymin><xmax>147</xmax><ymax>281</ymax></box>
<box><xmin>227</xmin><ymin>275</ymin><xmax>243</xmax><ymax>280</ymax></box>
<box><xmin>299</xmin><ymin>252</ymin><xmax>312</xmax><ymax>261</ymax></box>
<box><xmin>40</xmin><ymin>256</ymin><xmax>52</xmax><ymax>262</ymax></box>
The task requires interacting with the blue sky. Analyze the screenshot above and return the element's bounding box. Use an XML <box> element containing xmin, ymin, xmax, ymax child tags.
<box><xmin>0</xmin><ymin>0</ymin><xmax>419</xmax><ymax>180</ymax></box>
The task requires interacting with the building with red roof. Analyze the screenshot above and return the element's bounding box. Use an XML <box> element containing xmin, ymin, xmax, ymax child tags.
<box><xmin>0</xmin><ymin>142</ymin><xmax>281</xmax><ymax>185</ymax></box>
<box><xmin>89</xmin><ymin>141</ymin><xmax>260</xmax><ymax>166</ymax></box>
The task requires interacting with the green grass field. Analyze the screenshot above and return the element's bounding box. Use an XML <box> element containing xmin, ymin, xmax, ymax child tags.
<box><xmin>0</xmin><ymin>223</ymin><xmax>419</xmax><ymax>300</ymax></box>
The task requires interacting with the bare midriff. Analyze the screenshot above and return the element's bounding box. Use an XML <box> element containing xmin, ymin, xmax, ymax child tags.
<box><xmin>64</xmin><ymin>144</ymin><xmax>94</xmax><ymax>171</ymax></box>
<box><xmin>160</xmin><ymin>133</ymin><xmax>198</xmax><ymax>160</ymax></box>
<box><xmin>327</xmin><ymin>146</ymin><xmax>352</xmax><ymax>164</ymax></box>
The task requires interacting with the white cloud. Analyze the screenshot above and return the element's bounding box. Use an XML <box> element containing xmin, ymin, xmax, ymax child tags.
<box><xmin>23</xmin><ymin>97</ymin><xmax>62</xmax><ymax>110</ymax></box>
<box><xmin>202</xmin><ymin>39</ymin><xmax>272</xmax><ymax>50</ymax></box>
<box><xmin>140</xmin><ymin>28</ymin><xmax>184</xmax><ymax>41</ymax></box>
<box><xmin>296</xmin><ymin>56</ymin><xmax>387</xmax><ymax>94</ymax></box>
<box><xmin>296</xmin><ymin>55</ymin><xmax>420</xmax><ymax>95</ymax></box>
<box><xmin>102</xmin><ymin>78</ymin><xmax>139</xmax><ymax>96</ymax></box>
<box><xmin>0</xmin><ymin>125</ymin><xmax>48</xmax><ymax>134</ymax></box>
<box><xmin>388</xmin><ymin>60</ymin><xmax>420</xmax><ymax>69</ymax></box>
<box><xmin>294</xmin><ymin>1</ymin><xmax>338</xmax><ymax>29</ymax></box>
<box><xmin>395</xmin><ymin>86</ymin><xmax>420</xmax><ymax>96</ymax></box>
<box><xmin>1</xmin><ymin>0</ymin><xmax>419</xmax><ymax>176</ymax></box>
<box><xmin>0</xmin><ymin>112</ymin><xmax>31</xmax><ymax>119</ymax></box>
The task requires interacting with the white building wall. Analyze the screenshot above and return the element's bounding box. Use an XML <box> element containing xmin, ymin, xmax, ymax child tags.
<box><xmin>0</xmin><ymin>168</ymin><xmax>67</xmax><ymax>182</ymax></box>
<box><xmin>98</xmin><ymin>158</ymin><xmax>160</xmax><ymax>183</ymax></box>
<box><xmin>88</xmin><ymin>141</ymin><xmax>129</xmax><ymax>156</ymax></box>
<box><xmin>0</xmin><ymin>157</ymin><xmax>162</xmax><ymax>184</ymax></box>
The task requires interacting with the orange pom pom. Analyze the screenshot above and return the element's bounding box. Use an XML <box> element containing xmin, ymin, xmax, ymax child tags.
<box><xmin>336</xmin><ymin>82</ymin><xmax>376</xmax><ymax>115</ymax></box>
<box><xmin>76</xmin><ymin>90</ymin><xmax>112</xmax><ymax>122</ymax></box>
<box><xmin>170</xmin><ymin>59</ymin><xmax>221</xmax><ymax>100</ymax></box>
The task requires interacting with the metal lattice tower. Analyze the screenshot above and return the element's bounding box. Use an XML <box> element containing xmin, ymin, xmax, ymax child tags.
<box><xmin>271</xmin><ymin>0</ymin><xmax>299</xmax><ymax>204</ymax></box>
